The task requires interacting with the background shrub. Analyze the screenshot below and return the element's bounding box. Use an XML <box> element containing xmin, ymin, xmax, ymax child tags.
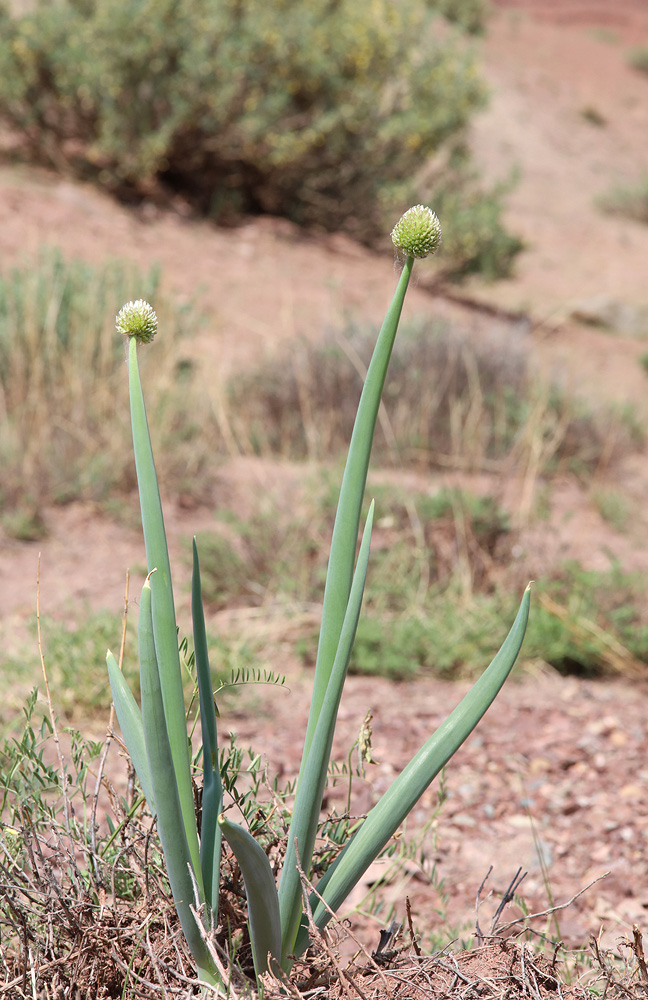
<box><xmin>431</xmin><ymin>0</ymin><xmax>491</xmax><ymax>36</ymax></box>
<box><xmin>223</xmin><ymin>318</ymin><xmax>640</xmax><ymax>476</ymax></box>
<box><xmin>0</xmin><ymin>0</ymin><xmax>518</xmax><ymax>275</ymax></box>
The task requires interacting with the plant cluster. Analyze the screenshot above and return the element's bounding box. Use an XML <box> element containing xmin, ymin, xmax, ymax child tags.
<box><xmin>0</xmin><ymin>0</ymin><xmax>519</xmax><ymax>275</ymax></box>
<box><xmin>0</xmin><ymin>690</ymin><xmax>288</xmax><ymax>993</ymax></box>
<box><xmin>106</xmin><ymin>209</ymin><xmax>529</xmax><ymax>990</ymax></box>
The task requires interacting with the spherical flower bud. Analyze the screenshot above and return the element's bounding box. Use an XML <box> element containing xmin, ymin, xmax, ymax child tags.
<box><xmin>391</xmin><ymin>205</ymin><xmax>442</xmax><ymax>259</ymax></box>
<box><xmin>116</xmin><ymin>299</ymin><xmax>158</xmax><ymax>344</ymax></box>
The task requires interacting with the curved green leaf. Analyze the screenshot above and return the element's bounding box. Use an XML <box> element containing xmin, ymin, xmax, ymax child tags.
<box><xmin>128</xmin><ymin>336</ymin><xmax>200</xmax><ymax>875</ymax></box>
<box><xmin>219</xmin><ymin>814</ymin><xmax>282</xmax><ymax>978</ymax></box>
<box><xmin>106</xmin><ymin>649</ymin><xmax>154</xmax><ymax>812</ymax></box>
<box><xmin>295</xmin><ymin>585</ymin><xmax>531</xmax><ymax>954</ymax></box>
<box><xmin>278</xmin><ymin>502</ymin><xmax>374</xmax><ymax>964</ymax></box>
<box><xmin>193</xmin><ymin>538</ymin><xmax>223</xmax><ymax>912</ymax></box>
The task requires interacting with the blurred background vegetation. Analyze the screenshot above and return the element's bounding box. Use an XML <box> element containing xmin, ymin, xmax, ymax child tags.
<box><xmin>1</xmin><ymin>0</ymin><xmax>647</xmax><ymax>727</ymax></box>
<box><xmin>0</xmin><ymin>0</ymin><xmax>520</xmax><ymax>279</ymax></box>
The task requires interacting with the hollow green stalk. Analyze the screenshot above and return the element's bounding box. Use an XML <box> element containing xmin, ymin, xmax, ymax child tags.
<box><xmin>127</xmin><ymin>332</ymin><xmax>201</xmax><ymax>879</ymax></box>
<box><xmin>278</xmin><ymin>502</ymin><xmax>375</xmax><ymax>962</ymax></box>
<box><xmin>138</xmin><ymin>576</ymin><xmax>217</xmax><ymax>985</ymax></box>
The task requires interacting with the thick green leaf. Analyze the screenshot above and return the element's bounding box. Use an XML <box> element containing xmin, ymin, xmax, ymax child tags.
<box><xmin>127</xmin><ymin>336</ymin><xmax>200</xmax><ymax>875</ymax></box>
<box><xmin>192</xmin><ymin>538</ymin><xmax>223</xmax><ymax>912</ymax></box>
<box><xmin>294</xmin><ymin>585</ymin><xmax>531</xmax><ymax>954</ymax></box>
<box><xmin>138</xmin><ymin>577</ymin><xmax>214</xmax><ymax>979</ymax></box>
<box><xmin>278</xmin><ymin>502</ymin><xmax>374</xmax><ymax>965</ymax></box>
<box><xmin>106</xmin><ymin>649</ymin><xmax>154</xmax><ymax>812</ymax></box>
<box><xmin>219</xmin><ymin>814</ymin><xmax>282</xmax><ymax>978</ymax></box>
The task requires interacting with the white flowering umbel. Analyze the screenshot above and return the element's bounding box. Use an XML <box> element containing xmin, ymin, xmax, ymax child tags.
<box><xmin>116</xmin><ymin>299</ymin><xmax>158</xmax><ymax>344</ymax></box>
<box><xmin>391</xmin><ymin>205</ymin><xmax>442</xmax><ymax>259</ymax></box>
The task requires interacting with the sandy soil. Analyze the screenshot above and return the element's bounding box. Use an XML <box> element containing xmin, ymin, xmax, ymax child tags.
<box><xmin>2</xmin><ymin>0</ymin><xmax>648</xmax><ymax>964</ymax></box>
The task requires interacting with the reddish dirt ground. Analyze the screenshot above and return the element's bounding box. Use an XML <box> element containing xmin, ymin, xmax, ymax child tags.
<box><xmin>2</xmin><ymin>0</ymin><xmax>648</xmax><ymax>972</ymax></box>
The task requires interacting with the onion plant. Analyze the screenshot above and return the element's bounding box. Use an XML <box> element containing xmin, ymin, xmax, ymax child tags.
<box><xmin>107</xmin><ymin>206</ymin><xmax>530</xmax><ymax>991</ymax></box>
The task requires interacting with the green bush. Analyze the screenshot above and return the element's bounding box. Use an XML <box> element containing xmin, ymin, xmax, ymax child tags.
<box><xmin>0</xmin><ymin>0</ymin><xmax>516</xmax><ymax>267</ymax></box>
<box><xmin>431</xmin><ymin>168</ymin><xmax>524</xmax><ymax>280</ymax></box>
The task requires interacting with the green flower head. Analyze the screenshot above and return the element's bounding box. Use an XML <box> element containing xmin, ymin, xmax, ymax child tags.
<box><xmin>116</xmin><ymin>299</ymin><xmax>158</xmax><ymax>344</ymax></box>
<box><xmin>391</xmin><ymin>205</ymin><xmax>442</xmax><ymax>259</ymax></box>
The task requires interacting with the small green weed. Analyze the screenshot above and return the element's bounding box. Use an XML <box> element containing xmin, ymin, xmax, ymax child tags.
<box><xmin>528</xmin><ymin>562</ymin><xmax>648</xmax><ymax>676</ymax></box>
<box><xmin>579</xmin><ymin>105</ymin><xmax>606</xmax><ymax>127</ymax></box>
<box><xmin>596</xmin><ymin>174</ymin><xmax>648</xmax><ymax>225</ymax></box>
<box><xmin>1</xmin><ymin>611</ymin><xmax>138</xmax><ymax>724</ymax></box>
<box><xmin>591</xmin><ymin>488</ymin><xmax>630</xmax><ymax>533</ymax></box>
<box><xmin>588</xmin><ymin>27</ymin><xmax>618</xmax><ymax>44</ymax></box>
<box><xmin>627</xmin><ymin>45</ymin><xmax>648</xmax><ymax>75</ymax></box>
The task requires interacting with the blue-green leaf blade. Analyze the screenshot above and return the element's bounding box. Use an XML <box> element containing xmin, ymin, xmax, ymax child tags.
<box><xmin>219</xmin><ymin>814</ymin><xmax>282</xmax><ymax>978</ymax></box>
<box><xmin>299</xmin><ymin>585</ymin><xmax>531</xmax><ymax>947</ymax></box>
<box><xmin>138</xmin><ymin>577</ymin><xmax>214</xmax><ymax>974</ymax></box>
<box><xmin>106</xmin><ymin>649</ymin><xmax>154</xmax><ymax>812</ymax></box>
<box><xmin>127</xmin><ymin>336</ymin><xmax>200</xmax><ymax>874</ymax></box>
<box><xmin>302</xmin><ymin>260</ymin><xmax>414</xmax><ymax>766</ymax></box>
<box><xmin>193</xmin><ymin>537</ymin><xmax>223</xmax><ymax>911</ymax></box>
<box><xmin>278</xmin><ymin>502</ymin><xmax>374</xmax><ymax>964</ymax></box>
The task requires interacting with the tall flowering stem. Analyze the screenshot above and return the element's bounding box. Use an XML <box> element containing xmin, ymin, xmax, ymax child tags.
<box><xmin>106</xmin><ymin>207</ymin><xmax>530</xmax><ymax>989</ymax></box>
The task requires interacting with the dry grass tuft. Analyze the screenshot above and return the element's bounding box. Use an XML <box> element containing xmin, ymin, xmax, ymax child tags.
<box><xmin>223</xmin><ymin>318</ymin><xmax>640</xmax><ymax>485</ymax></box>
<box><xmin>0</xmin><ymin>248</ymin><xmax>209</xmax><ymax>534</ymax></box>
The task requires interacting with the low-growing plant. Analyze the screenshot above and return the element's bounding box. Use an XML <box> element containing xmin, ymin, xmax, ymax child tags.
<box><xmin>579</xmin><ymin>105</ymin><xmax>607</xmax><ymax>127</ymax></box>
<box><xmin>627</xmin><ymin>44</ymin><xmax>648</xmax><ymax>76</ymax></box>
<box><xmin>596</xmin><ymin>174</ymin><xmax>648</xmax><ymax>225</ymax></box>
<box><xmin>107</xmin><ymin>207</ymin><xmax>530</xmax><ymax>990</ymax></box>
<box><xmin>192</xmin><ymin>505</ymin><xmax>324</xmax><ymax>610</ymax></box>
<box><xmin>529</xmin><ymin>562</ymin><xmax>648</xmax><ymax>676</ymax></box>
<box><xmin>591</xmin><ymin>487</ymin><xmax>630</xmax><ymax>534</ymax></box>
<box><xmin>0</xmin><ymin>610</ymin><xmax>253</xmax><ymax>728</ymax></box>
<box><xmin>0</xmin><ymin>611</ymin><xmax>137</xmax><ymax>725</ymax></box>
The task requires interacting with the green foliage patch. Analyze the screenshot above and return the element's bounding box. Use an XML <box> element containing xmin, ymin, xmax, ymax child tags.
<box><xmin>0</xmin><ymin>0</ymin><xmax>518</xmax><ymax>275</ymax></box>
<box><xmin>596</xmin><ymin>173</ymin><xmax>648</xmax><ymax>225</ymax></box>
<box><xmin>628</xmin><ymin>44</ymin><xmax>648</xmax><ymax>76</ymax></box>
